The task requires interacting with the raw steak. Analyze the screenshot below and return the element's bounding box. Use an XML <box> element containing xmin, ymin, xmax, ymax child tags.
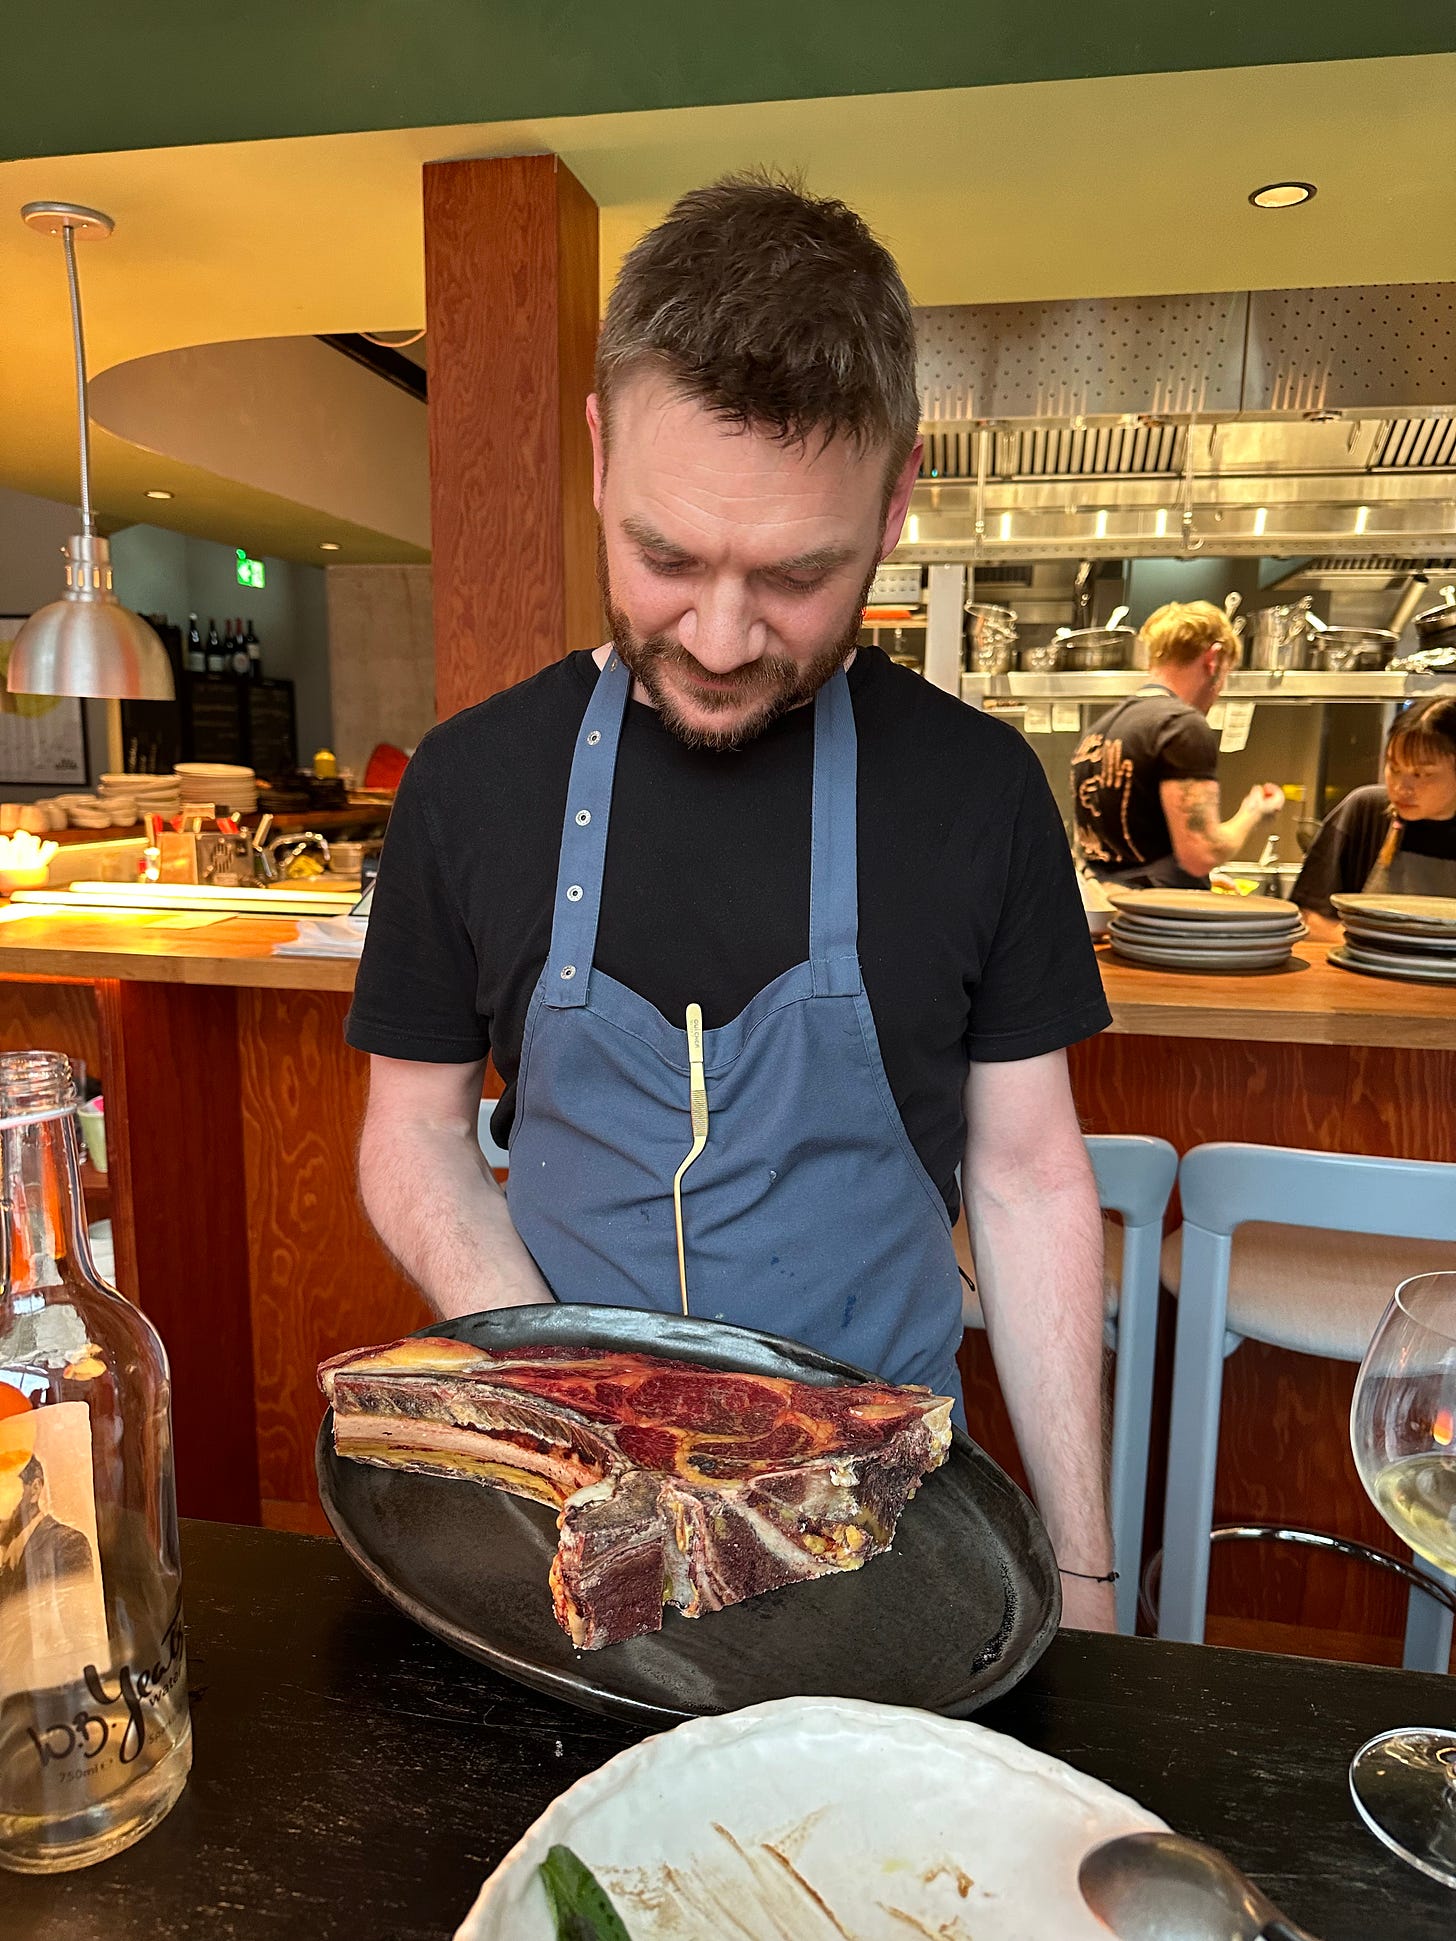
<box><xmin>318</xmin><ymin>1339</ymin><xmax>953</xmax><ymax>1648</ymax></box>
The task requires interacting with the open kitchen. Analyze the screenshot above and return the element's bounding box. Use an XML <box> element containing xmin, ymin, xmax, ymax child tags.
<box><xmin>3</xmin><ymin>12</ymin><xmax>1456</xmax><ymax>1940</ymax></box>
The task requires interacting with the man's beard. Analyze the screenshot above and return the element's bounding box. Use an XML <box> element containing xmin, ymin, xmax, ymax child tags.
<box><xmin>600</xmin><ymin>541</ymin><xmax>876</xmax><ymax>752</ymax></box>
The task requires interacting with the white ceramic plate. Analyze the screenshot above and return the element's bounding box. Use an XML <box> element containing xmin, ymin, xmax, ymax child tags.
<box><xmin>1334</xmin><ymin>944</ymin><xmax>1456</xmax><ymax>984</ymax></box>
<box><xmin>1332</xmin><ymin>893</ymin><xmax>1456</xmax><ymax>932</ymax></box>
<box><xmin>1106</xmin><ymin>888</ymin><xmax>1298</xmax><ymax>922</ymax></box>
<box><xmin>1342</xmin><ymin>922</ymin><xmax>1456</xmax><ymax>957</ymax></box>
<box><xmin>1110</xmin><ymin>938</ymin><xmax>1295</xmax><ymax>971</ymax></box>
<box><xmin>454</xmin><ymin>1697</ymin><xmax>1164</xmax><ymax>1941</ymax></box>
<box><xmin>1109</xmin><ymin>915</ymin><xmax>1304</xmax><ymax>943</ymax></box>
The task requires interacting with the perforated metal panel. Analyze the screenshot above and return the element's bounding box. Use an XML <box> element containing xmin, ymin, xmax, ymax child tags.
<box><xmin>916</xmin><ymin>294</ymin><xmax>1247</xmax><ymax>423</ymax></box>
<box><xmin>914</xmin><ymin>285</ymin><xmax>1456</xmax><ymax>426</ymax></box>
<box><xmin>1245</xmin><ymin>287</ymin><xmax>1456</xmax><ymax>413</ymax></box>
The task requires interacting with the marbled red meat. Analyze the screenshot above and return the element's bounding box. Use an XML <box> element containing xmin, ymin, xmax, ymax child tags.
<box><xmin>318</xmin><ymin>1338</ymin><xmax>953</xmax><ymax>1648</ymax></box>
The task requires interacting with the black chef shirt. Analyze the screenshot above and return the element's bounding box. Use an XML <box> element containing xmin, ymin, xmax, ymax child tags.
<box><xmin>346</xmin><ymin>647</ymin><xmax>1111</xmax><ymax>1218</ymax></box>
<box><xmin>1292</xmin><ymin>784</ymin><xmax>1456</xmax><ymax>919</ymax></box>
<box><xmin>1071</xmin><ymin>684</ymin><xmax>1219</xmax><ymax>885</ymax></box>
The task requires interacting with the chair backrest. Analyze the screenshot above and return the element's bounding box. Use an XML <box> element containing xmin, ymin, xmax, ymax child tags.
<box><xmin>477</xmin><ymin>1100</ymin><xmax>509</xmax><ymax>1171</ymax></box>
<box><xmin>1179</xmin><ymin>1143</ymin><xmax>1456</xmax><ymax>1246</ymax></box>
<box><xmin>1087</xmin><ymin>1134</ymin><xmax>1178</xmax><ymax>1227</ymax></box>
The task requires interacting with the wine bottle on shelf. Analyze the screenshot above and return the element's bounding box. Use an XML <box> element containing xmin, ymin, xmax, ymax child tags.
<box><xmin>185</xmin><ymin>614</ymin><xmax>204</xmax><ymax>676</ymax></box>
<box><xmin>0</xmin><ymin>1051</ymin><xmax>191</xmax><ymax>1872</ymax></box>
<box><xmin>229</xmin><ymin>620</ymin><xmax>251</xmax><ymax>680</ymax></box>
<box><xmin>244</xmin><ymin>618</ymin><xmax>261</xmax><ymax>679</ymax></box>
<box><xmin>205</xmin><ymin>620</ymin><xmax>224</xmax><ymax>676</ymax></box>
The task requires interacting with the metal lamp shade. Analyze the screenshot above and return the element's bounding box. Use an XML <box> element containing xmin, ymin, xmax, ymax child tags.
<box><xmin>6</xmin><ymin>533</ymin><xmax>174</xmax><ymax>701</ymax></box>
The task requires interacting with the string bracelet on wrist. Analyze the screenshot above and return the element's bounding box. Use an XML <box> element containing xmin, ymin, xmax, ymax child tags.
<box><xmin>1058</xmin><ymin>1567</ymin><xmax>1119</xmax><ymax>1584</ymax></box>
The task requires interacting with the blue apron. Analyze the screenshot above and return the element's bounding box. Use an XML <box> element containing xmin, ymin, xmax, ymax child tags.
<box><xmin>506</xmin><ymin>652</ymin><xmax>967</xmax><ymax>1416</ymax></box>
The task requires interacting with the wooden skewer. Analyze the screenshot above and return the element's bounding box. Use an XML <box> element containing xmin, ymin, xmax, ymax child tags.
<box><xmin>672</xmin><ymin>1002</ymin><xmax>709</xmax><ymax>1317</ymax></box>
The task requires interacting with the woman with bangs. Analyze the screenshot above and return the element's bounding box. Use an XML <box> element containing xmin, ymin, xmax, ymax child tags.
<box><xmin>1292</xmin><ymin>696</ymin><xmax>1456</xmax><ymax>939</ymax></box>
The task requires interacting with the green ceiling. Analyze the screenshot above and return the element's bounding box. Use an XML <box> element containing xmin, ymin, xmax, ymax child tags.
<box><xmin>6</xmin><ymin>0</ymin><xmax>1453</xmax><ymax>162</ymax></box>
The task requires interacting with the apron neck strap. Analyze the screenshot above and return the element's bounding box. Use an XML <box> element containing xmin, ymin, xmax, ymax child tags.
<box><xmin>809</xmin><ymin>665</ymin><xmax>860</xmax><ymax>995</ymax></box>
<box><xmin>544</xmin><ymin>653</ymin><xmax>861</xmax><ymax>1008</ymax></box>
<box><xmin>544</xmin><ymin>653</ymin><xmax>631</xmax><ymax>1009</ymax></box>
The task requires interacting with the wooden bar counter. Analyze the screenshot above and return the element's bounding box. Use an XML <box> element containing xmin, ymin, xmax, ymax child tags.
<box><xmin>2</xmin><ymin>906</ymin><xmax>1452</xmax><ymax>1660</ymax></box>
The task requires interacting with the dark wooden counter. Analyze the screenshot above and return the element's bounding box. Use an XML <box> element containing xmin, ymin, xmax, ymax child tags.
<box><xmin>9</xmin><ymin>1521</ymin><xmax>1455</xmax><ymax>1941</ymax></box>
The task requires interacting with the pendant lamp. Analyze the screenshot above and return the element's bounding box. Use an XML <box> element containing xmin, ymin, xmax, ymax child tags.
<box><xmin>7</xmin><ymin>202</ymin><xmax>174</xmax><ymax>701</ymax></box>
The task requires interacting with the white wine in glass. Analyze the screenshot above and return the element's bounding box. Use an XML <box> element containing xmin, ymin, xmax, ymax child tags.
<box><xmin>1349</xmin><ymin>1270</ymin><xmax>1456</xmax><ymax>1890</ymax></box>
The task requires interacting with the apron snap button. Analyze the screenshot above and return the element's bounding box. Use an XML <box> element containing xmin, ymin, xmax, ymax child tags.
<box><xmin>586</xmin><ymin>730</ymin><xmax>601</xmax><ymax>746</ymax></box>
<box><xmin>559</xmin><ymin>965</ymin><xmax>576</xmax><ymax>980</ymax></box>
<box><xmin>566</xmin><ymin>885</ymin><xmax>583</xmax><ymax>902</ymax></box>
<box><xmin>575</xmin><ymin>809</ymin><xmax>591</xmax><ymax>826</ymax></box>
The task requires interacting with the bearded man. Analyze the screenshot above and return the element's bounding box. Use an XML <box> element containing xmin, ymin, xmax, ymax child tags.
<box><xmin>347</xmin><ymin>175</ymin><xmax>1117</xmax><ymax>1629</ymax></box>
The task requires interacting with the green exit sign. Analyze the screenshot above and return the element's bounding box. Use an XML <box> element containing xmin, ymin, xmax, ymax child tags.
<box><xmin>236</xmin><ymin>549</ymin><xmax>265</xmax><ymax>589</ymax></box>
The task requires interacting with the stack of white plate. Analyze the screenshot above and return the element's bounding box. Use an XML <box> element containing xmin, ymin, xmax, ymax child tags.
<box><xmin>174</xmin><ymin>762</ymin><xmax>257</xmax><ymax>814</ymax></box>
<box><xmin>99</xmin><ymin>772</ymin><xmax>182</xmax><ymax>822</ymax></box>
<box><xmin>1106</xmin><ymin>889</ymin><xmax>1306</xmax><ymax>972</ymax></box>
<box><xmin>1331</xmin><ymin>893</ymin><xmax>1456</xmax><ymax>985</ymax></box>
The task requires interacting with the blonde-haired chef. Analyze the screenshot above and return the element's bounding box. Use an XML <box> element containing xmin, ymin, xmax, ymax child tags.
<box><xmin>1071</xmin><ymin>600</ymin><xmax>1283</xmax><ymax>890</ymax></box>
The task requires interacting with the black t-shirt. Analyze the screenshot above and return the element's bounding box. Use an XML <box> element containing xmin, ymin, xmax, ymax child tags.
<box><xmin>346</xmin><ymin>647</ymin><xmax>1111</xmax><ymax>1217</ymax></box>
<box><xmin>1071</xmin><ymin>684</ymin><xmax>1219</xmax><ymax>883</ymax></box>
<box><xmin>1291</xmin><ymin>784</ymin><xmax>1456</xmax><ymax>918</ymax></box>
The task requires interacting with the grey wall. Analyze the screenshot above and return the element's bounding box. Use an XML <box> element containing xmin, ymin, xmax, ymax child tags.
<box><xmin>0</xmin><ymin>484</ymin><xmax>78</xmax><ymax>614</ymax></box>
<box><xmin>324</xmin><ymin>565</ymin><xmax>434</xmax><ymax>781</ymax></box>
<box><xmin>109</xmin><ymin>522</ymin><xmax>335</xmax><ymax>760</ymax></box>
<box><xmin>1124</xmin><ymin>556</ymin><xmax>1263</xmax><ymax>628</ymax></box>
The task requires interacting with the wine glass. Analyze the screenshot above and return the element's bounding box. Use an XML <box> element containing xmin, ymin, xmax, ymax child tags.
<box><xmin>1349</xmin><ymin>1270</ymin><xmax>1456</xmax><ymax>1889</ymax></box>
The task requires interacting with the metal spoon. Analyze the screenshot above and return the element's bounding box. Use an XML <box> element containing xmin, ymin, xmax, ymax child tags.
<box><xmin>1106</xmin><ymin>604</ymin><xmax>1131</xmax><ymax>632</ymax></box>
<box><xmin>1079</xmin><ymin>1831</ymin><xmax>1321</xmax><ymax>1941</ymax></box>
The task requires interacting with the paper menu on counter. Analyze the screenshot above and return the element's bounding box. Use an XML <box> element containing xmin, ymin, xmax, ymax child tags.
<box><xmin>1023</xmin><ymin>704</ymin><xmax>1053</xmax><ymax>735</ymax></box>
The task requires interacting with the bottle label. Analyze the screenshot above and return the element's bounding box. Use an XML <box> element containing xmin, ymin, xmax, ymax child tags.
<box><xmin>0</xmin><ymin>1401</ymin><xmax>188</xmax><ymax>1815</ymax></box>
<box><xmin>13</xmin><ymin>1599</ymin><xmax>187</xmax><ymax>1796</ymax></box>
<box><xmin>0</xmin><ymin>1399</ymin><xmax>108</xmax><ymax>1690</ymax></box>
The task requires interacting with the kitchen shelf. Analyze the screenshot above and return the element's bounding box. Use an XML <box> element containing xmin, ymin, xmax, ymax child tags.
<box><xmin>960</xmin><ymin>670</ymin><xmax>1456</xmax><ymax>706</ymax></box>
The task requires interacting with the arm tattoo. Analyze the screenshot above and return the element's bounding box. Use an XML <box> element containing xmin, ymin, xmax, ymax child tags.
<box><xmin>1171</xmin><ymin>779</ymin><xmax>1215</xmax><ymax>839</ymax></box>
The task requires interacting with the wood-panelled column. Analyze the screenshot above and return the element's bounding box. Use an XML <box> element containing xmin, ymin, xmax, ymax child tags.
<box><xmin>424</xmin><ymin>154</ymin><xmax>601</xmax><ymax>720</ymax></box>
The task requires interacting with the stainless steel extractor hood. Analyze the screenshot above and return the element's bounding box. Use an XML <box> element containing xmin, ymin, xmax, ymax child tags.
<box><xmin>896</xmin><ymin>285</ymin><xmax>1456</xmax><ymax>562</ymax></box>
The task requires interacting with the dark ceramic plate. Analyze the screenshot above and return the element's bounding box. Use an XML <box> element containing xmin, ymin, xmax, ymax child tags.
<box><xmin>315</xmin><ymin>1305</ymin><xmax>1060</xmax><ymax>1725</ymax></box>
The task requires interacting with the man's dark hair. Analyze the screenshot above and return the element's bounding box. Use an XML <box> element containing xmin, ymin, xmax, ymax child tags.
<box><xmin>595</xmin><ymin>171</ymin><xmax>919</xmax><ymax>472</ymax></box>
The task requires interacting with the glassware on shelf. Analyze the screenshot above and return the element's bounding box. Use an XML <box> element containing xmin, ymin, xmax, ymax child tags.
<box><xmin>0</xmin><ymin>1050</ymin><xmax>191</xmax><ymax>1874</ymax></box>
<box><xmin>1348</xmin><ymin>1270</ymin><xmax>1456</xmax><ymax>1889</ymax></box>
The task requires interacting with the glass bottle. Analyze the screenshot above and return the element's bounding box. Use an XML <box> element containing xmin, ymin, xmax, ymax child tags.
<box><xmin>0</xmin><ymin>1050</ymin><xmax>190</xmax><ymax>1873</ymax></box>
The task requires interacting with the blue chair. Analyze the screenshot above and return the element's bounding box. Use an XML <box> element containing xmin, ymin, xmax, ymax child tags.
<box><xmin>959</xmin><ymin>1134</ymin><xmax>1177</xmax><ymax>1634</ymax></box>
<box><xmin>477</xmin><ymin>1099</ymin><xmax>509</xmax><ymax>1170</ymax></box>
<box><xmin>1158</xmin><ymin>1142</ymin><xmax>1456</xmax><ymax>1670</ymax></box>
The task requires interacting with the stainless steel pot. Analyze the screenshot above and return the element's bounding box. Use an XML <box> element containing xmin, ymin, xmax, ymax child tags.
<box><xmin>964</xmin><ymin>602</ymin><xmax>1018</xmax><ymax>674</ymax></box>
<box><xmin>1019</xmin><ymin>641</ymin><xmax>1066</xmax><ymax>672</ymax></box>
<box><xmin>1308</xmin><ymin>628</ymin><xmax>1398</xmax><ymax>673</ymax></box>
<box><xmin>1062</xmin><ymin>626</ymin><xmax>1138</xmax><ymax>671</ymax></box>
<box><xmin>1249</xmin><ymin>599</ymin><xmax>1313</xmax><ymax>670</ymax></box>
<box><xmin>1414</xmin><ymin>589</ymin><xmax>1456</xmax><ymax>649</ymax></box>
